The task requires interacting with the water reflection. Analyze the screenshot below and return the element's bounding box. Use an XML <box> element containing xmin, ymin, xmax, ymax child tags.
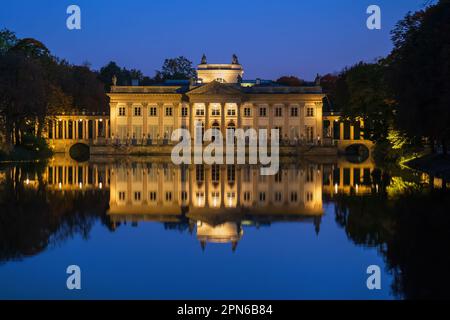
<box><xmin>1</xmin><ymin>155</ymin><xmax>450</xmax><ymax>299</ymax></box>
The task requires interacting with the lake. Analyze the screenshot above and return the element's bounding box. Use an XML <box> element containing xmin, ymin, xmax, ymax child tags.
<box><xmin>1</xmin><ymin>155</ymin><xmax>449</xmax><ymax>299</ymax></box>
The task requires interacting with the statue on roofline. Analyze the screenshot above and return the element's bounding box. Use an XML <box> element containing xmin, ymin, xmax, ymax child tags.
<box><xmin>201</xmin><ymin>54</ymin><xmax>207</xmax><ymax>64</ymax></box>
<box><xmin>112</xmin><ymin>74</ymin><xmax>117</xmax><ymax>86</ymax></box>
<box><xmin>232</xmin><ymin>54</ymin><xmax>239</xmax><ymax>65</ymax></box>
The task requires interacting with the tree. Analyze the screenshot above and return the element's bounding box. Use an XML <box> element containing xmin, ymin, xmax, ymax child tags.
<box><xmin>276</xmin><ymin>76</ymin><xmax>304</xmax><ymax>86</ymax></box>
<box><xmin>332</xmin><ymin>61</ymin><xmax>394</xmax><ymax>141</ymax></box>
<box><xmin>0</xmin><ymin>29</ymin><xmax>18</xmax><ymax>55</ymax></box>
<box><xmin>160</xmin><ymin>56</ymin><xmax>195</xmax><ymax>80</ymax></box>
<box><xmin>387</xmin><ymin>0</ymin><xmax>450</xmax><ymax>153</ymax></box>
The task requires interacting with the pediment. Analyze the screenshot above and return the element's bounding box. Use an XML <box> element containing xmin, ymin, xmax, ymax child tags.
<box><xmin>187</xmin><ymin>81</ymin><xmax>243</xmax><ymax>96</ymax></box>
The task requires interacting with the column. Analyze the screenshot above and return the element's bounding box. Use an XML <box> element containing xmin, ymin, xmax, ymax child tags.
<box><xmin>350</xmin><ymin>124</ymin><xmax>355</xmax><ymax>141</ymax></box>
<box><xmin>94</xmin><ymin>120</ymin><xmax>99</xmax><ymax>140</ymax></box>
<box><xmin>205</xmin><ymin>103</ymin><xmax>210</xmax><ymax>131</ymax></box>
<box><xmin>173</xmin><ymin>102</ymin><xmax>180</xmax><ymax>134</ymax></box>
<box><xmin>142</xmin><ymin>102</ymin><xmax>148</xmax><ymax>138</ymax></box>
<box><xmin>339</xmin><ymin>122</ymin><xmax>344</xmax><ymax>141</ymax></box>
<box><xmin>158</xmin><ymin>102</ymin><xmax>164</xmax><ymax>141</ymax></box>
<box><xmin>220</xmin><ymin>103</ymin><xmax>226</xmax><ymax>136</ymax></box>
<box><xmin>237</xmin><ymin>103</ymin><xmax>242</xmax><ymax>129</ymax></box>
<box><xmin>268</xmin><ymin>104</ymin><xmax>273</xmax><ymax>133</ymax></box>
<box><xmin>127</xmin><ymin>103</ymin><xmax>133</xmax><ymax>139</ymax></box>
<box><xmin>189</xmin><ymin>103</ymin><xmax>194</xmax><ymax>140</ymax></box>
<box><xmin>252</xmin><ymin>103</ymin><xmax>258</xmax><ymax>131</ymax></box>
<box><xmin>300</xmin><ymin>103</ymin><xmax>305</xmax><ymax>139</ymax></box>
<box><xmin>283</xmin><ymin>104</ymin><xmax>289</xmax><ymax>140</ymax></box>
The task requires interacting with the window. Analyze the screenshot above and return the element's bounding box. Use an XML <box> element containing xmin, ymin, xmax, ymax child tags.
<box><xmin>181</xmin><ymin>191</ymin><xmax>188</xmax><ymax>201</ymax></box>
<box><xmin>181</xmin><ymin>107</ymin><xmax>188</xmax><ymax>117</ymax></box>
<box><xmin>196</xmin><ymin>108</ymin><xmax>205</xmax><ymax>116</ymax></box>
<box><xmin>118</xmin><ymin>107</ymin><xmax>126</xmax><ymax>116</ymax></box>
<box><xmin>307</xmin><ymin>107</ymin><xmax>314</xmax><ymax>117</ymax></box>
<box><xmin>275</xmin><ymin>171</ymin><xmax>282</xmax><ymax>183</ymax></box>
<box><xmin>165</xmin><ymin>192</ymin><xmax>172</xmax><ymax>201</ymax></box>
<box><xmin>259</xmin><ymin>192</ymin><xmax>266</xmax><ymax>202</ymax></box>
<box><xmin>149</xmin><ymin>107</ymin><xmax>157</xmax><ymax>117</ymax></box>
<box><xmin>118</xmin><ymin>192</ymin><xmax>126</xmax><ymax>201</ymax></box>
<box><xmin>134</xmin><ymin>107</ymin><xmax>141</xmax><ymax>116</ymax></box>
<box><xmin>149</xmin><ymin>192</ymin><xmax>157</xmax><ymax>201</ymax></box>
<box><xmin>244</xmin><ymin>108</ymin><xmax>251</xmax><ymax>117</ymax></box>
<box><xmin>243</xmin><ymin>191</ymin><xmax>251</xmax><ymax>201</ymax></box>
<box><xmin>227</xmin><ymin>165</ymin><xmax>235</xmax><ymax>183</ymax></box>
<box><xmin>165</xmin><ymin>107</ymin><xmax>173</xmax><ymax>117</ymax></box>
<box><xmin>306</xmin><ymin>192</ymin><xmax>314</xmax><ymax>202</ymax></box>
<box><xmin>275</xmin><ymin>107</ymin><xmax>283</xmax><ymax>117</ymax></box>
<box><xmin>134</xmin><ymin>192</ymin><xmax>141</xmax><ymax>201</ymax></box>
<box><xmin>290</xmin><ymin>192</ymin><xmax>298</xmax><ymax>202</ymax></box>
<box><xmin>212</xmin><ymin>165</ymin><xmax>220</xmax><ymax>182</ymax></box>
<box><xmin>212</xmin><ymin>108</ymin><xmax>220</xmax><ymax>116</ymax></box>
<box><xmin>259</xmin><ymin>107</ymin><xmax>267</xmax><ymax>117</ymax></box>
<box><xmin>196</xmin><ymin>165</ymin><xmax>204</xmax><ymax>182</ymax></box>
<box><xmin>291</xmin><ymin>107</ymin><xmax>298</xmax><ymax>117</ymax></box>
<box><xmin>227</xmin><ymin>108</ymin><xmax>236</xmax><ymax>116</ymax></box>
<box><xmin>275</xmin><ymin>192</ymin><xmax>282</xmax><ymax>202</ymax></box>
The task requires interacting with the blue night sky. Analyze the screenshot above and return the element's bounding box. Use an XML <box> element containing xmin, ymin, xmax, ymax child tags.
<box><xmin>1</xmin><ymin>0</ymin><xmax>426</xmax><ymax>80</ymax></box>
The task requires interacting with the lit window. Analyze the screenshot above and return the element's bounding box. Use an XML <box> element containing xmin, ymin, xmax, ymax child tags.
<box><xmin>275</xmin><ymin>107</ymin><xmax>283</xmax><ymax>117</ymax></box>
<box><xmin>259</xmin><ymin>107</ymin><xmax>267</xmax><ymax>117</ymax></box>
<box><xmin>149</xmin><ymin>107</ymin><xmax>157</xmax><ymax>116</ymax></box>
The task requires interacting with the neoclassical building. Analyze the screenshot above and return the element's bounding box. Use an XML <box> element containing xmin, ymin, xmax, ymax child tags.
<box><xmin>107</xmin><ymin>55</ymin><xmax>325</xmax><ymax>145</ymax></box>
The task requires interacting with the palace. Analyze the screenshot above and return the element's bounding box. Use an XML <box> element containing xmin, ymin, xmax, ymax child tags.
<box><xmin>107</xmin><ymin>55</ymin><xmax>324</xmax><ymax>145</ymax></box>
<box><xmin>44</xmin><ymin>55</ymin><xmax>372</xmax><ymax>155</ymax></box>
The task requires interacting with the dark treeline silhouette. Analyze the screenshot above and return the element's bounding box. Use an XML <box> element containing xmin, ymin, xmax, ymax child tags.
<box><xmin>0</xmin><ymin>163</ymin><xmax>111</xmax><ymax>263</ymax></box>
<box><xmin>0</xmin><ymin>29</ymin><xmax>196</xmax><ymax>153</ymax></box>
<box><xmin>0</xmin><ymin>30</ymin><xmax>107</xmax><ymax>150</ymax></box>
<box><xmin>334</xmin><ymin>184</ymin><xmax>450</xmax><ymax>299</ymax></box>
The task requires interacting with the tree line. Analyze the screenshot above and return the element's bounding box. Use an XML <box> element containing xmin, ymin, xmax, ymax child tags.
<box><xmin>322</xmin><ymin>0</ymin><xmax>450</xmax><ymax>160</ymax></box>
<box><xmin>0</xmin><ymin>28</ymin><xmax>196</xmax><ymax>152</ymax></box>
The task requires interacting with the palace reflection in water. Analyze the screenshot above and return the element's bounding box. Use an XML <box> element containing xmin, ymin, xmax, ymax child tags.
<box><xmin>3</xmin><ymin>155</ymin><xmax>450</xmax><ymax>300</ymax></box>
<box><xmin>38</xmin><ymin>156</ymin><xmax>378</xmax><ymax>250</ymax></box>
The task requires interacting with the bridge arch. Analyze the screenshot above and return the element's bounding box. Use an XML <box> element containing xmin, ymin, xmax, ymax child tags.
<box><xmin>69</xmin><ymin>143</ymin><xmax>90</xmax><ymax>162</ymax></box>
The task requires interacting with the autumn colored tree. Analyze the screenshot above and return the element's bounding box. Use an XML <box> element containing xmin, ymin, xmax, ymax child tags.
<box><xmin>276</xmin><ymin>76</ymin><xmax>304</xmax><ymax>86</ymax></box>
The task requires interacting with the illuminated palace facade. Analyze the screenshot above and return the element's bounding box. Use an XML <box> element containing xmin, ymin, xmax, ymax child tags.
<box><xmin>107</xmin><ymin>56</ymin><xmax>325</xmax><ymax>144</ymax></box>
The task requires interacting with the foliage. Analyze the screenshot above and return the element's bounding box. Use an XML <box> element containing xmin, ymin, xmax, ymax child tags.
<box><xmin>333</xmin><ymin>61</ymin><xmax>394</xmax><ymax>141</ymax></box>
<box><xmin>386</xmin><ymin>0</ymin><xmax>450</xmax><ymax>153</ymax></box>
<box><xmin>159</xmin><ymin>56</ymin><xmax>196</xmax><ymax>80</ymax></box>
<box><xmin>275</xmin><ymin>76</ymin><xmax>304</xmax><ymax>86</ymax></box>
